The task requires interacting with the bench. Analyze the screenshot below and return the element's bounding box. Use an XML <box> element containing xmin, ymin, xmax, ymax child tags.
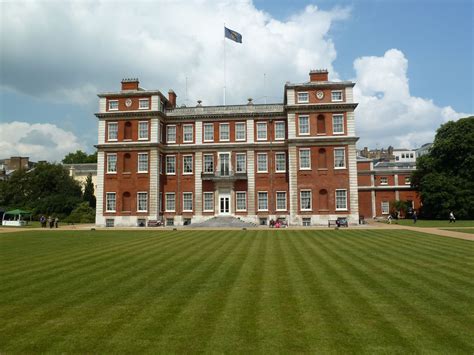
<box><xmin>147</xmin><ymin>220</ymin><xmax>162</xmax><ymax>227</ymax></box>
<box><xmin>328</xmin><ymin>217</ymin><xmax>349</xmax><ymax>228</ymax></box>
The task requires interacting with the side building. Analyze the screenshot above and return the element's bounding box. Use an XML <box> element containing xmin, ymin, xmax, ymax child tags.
<box><xmin>95</xmin><ymin>70</ymin><xmax>359</xmax><ymax>227</ymax></box>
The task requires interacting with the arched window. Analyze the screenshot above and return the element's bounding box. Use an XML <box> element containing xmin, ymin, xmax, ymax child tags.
<box><xmin>122</xmin><ymin>192</ymin><xmax>131</xmax><ymax>212</ymax></box>
<box><xmin>317</xmin><ymin>115</ymin><xmax>326</xmax><ymax>134</ymax></box>
<box><xmin>318</xmin><ymin>148</ymin><xmax>327</xmax><ymax>169</ymax></box>
<box><xmin>123</xmin><ymin>153</ymin><xmax>132</xmax><ymax>173</ymax></box>
<box><xmin>124</xmin><ymin>121</ymin><xmax>132</xmax><ymax>140</ymax></box>
<box><xmin>319</xmin><ymin>189</ymin><xmax>328</xmax><ymax>210</ymax></box>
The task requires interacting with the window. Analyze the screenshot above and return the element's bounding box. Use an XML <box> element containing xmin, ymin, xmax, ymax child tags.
<box><xmin>106</xmin><ymin>219</ymin><xmax>115</xmax><ymax>227</ymax></box>
<box><xmin>107</xmin><ymin>154</ymin><xmax>117</xmax><ymax>173</ymax></box>
<box><xmin>166</xmin><ymin>218</ymin><xmax>174</xmax><ymax>226</ymax></box>
<box><xmin>137</xmin><ymin>192</ymin><xmax>148</xmax><ymax>212</ymax></box>
<box><xmin>331</xmin><ymin>90</ymin><xmax>343</xmax><ymax>102</ymax></box>
<box><xmin>219</xmin><ymin>123</ymin><xmax>230</xmax><ymax>141</ymax></box>
<box><xmin>159</xmin><ymin>192</ymin><xmax>163</xmax><ymax>212</ymax></box>
<box><xmin>165</xmin><ymin>193</ymin><xmax>175</xmax><ymax>212</ymax></box>
<box><xmin>183</xmin><ymin>124</ymin><xmax>193</xmax><ymax>143</ymax></box>
<box><xmin>298</xmin><ymin>116</ymin><xmax>309</xmax><ymax>135</ymax></box>
<box><xmin>334</xmin><ymin>148</ymin><xmax>346</xmax><ymax>168</ymax></box>
<box><xmin>138</xmin><ymin>121</ymin><xmax>149</xmax><ymax>140</ymax></box>
<box><xmin>380</xmin><ymin>177</ymin><xmax>388</xmax><ymax>185</ymax></box>
<box><xmin>203</xmin><ymin>154</ymin><xmax>214</xmax><ymax>173</ymax></box>
<box><xmin>167</xmin><ymin>125</ymin><xmax>176</xmax><ymax>143</ymax></box>
<box><xmin>297</xmin><ymin>92</ymin><xmax>309</xmax><ymax>103</ymax></box>
<box><xmin>139</xmin><ymin>98</ymin><xmax>149</xmax><ymax>110</ymax></box>
<box><xmin>106</xmin><ymin>192</ymin><xmax>116</xmax><ymax>212</ymax></box>
<box><xmin>332</xmin><ymin>114</ymin><xmax>344</xmax><ymax>134</ymax></box>
<box><xmin>300</xmin><ymin>190</ymin><xmax>312</xmax><ymax>211</ymax></box>
<box><xmin>256</xmin><ymin>122</ymin><xmax>267</xmax><ymax>140</ymax></box>
<box><xmin>235</xmin><ymin>122</ymin><xmax>246</xmax><ymax>141</ymax></box>
<box><xmin>259</xmin><ymin>218</ymin><xmax>268</xmax><ymax>226</ymax></box>
<box><xmin>258</xmin><ymin>192</ymin><xmax>268</xmax><ymax>211</ymax></box>
<box><xmin>302</xmin><ymin>218</ymin><xmax>311</xmax><ymax>227</ymax></box>
<box><xmin>381</xmin><ymin>201</ymin><xmax>390</xmax><ymax>215</ymax></box>
<box><xmin>159</xmin><ymin>155</ymin><xmax>163</xmax><ymax>174</ymax></box>
<box><xmin>276</xmin><ymin>192</ymin><xmax>287</xmax><ymax>211</ymax></box>
<box><xmin>203</xmin><ymin>192</ymin><xmax>214</xmax><ymax>212</ymax></box>
<box><xmin>107</xmin><ymin>122</ymin><xmax>118</xmax><ymax>141</ymax></box>
<box><xmin>183</xmin><ymin>155</ymin><xmax>193</xmax><ymax>174</ymax></box>
<box><xmin>275</xmin><ymin>152</ymin><xmax>286</xmax><ymax>172</ymax></box>
<box><xmin>236</xmin><ymin>153</ymin><xmax>246</xmax><ymax>173</ymax></box>
<box><xmin>204</xmin><ymin>123</ymin><xmax>214</xmax><ymax>142</ymax></box>
<box><xmin>410</xmin><ymin>153</ymin><xmax>414</xmax><ymax>158</ymax></box>
<box><xmin>299</xmin><ymin>149</ymin><xmax>311</xmax><ymax>170</ymax></box>
<box><xmin>275</xmin><ymin>121</ymin><xmax>285</xmax><ymax>140</ymax></box>
<box><xmin>137</xmin><ymin>153</ymin><xmax>148</xmax><ymax>173</ymax></box>
<box><xmin>166</xmin><ymin>155</ymin><xmax>176</xmax><ymax>175</ymax></box>
<box><xmin>160</xmin><ymin>122</ymin><xmax>164</xmax><ymax>143</ymax></box>
<box><xmin>183</xmin><ymin>193</ymin><xmax>193</xmax><ymax>212</ymax></box>
<box><xmin>405</xmin><ymin>177</ymin><xmax>411</xmax><ymax>185</ymax></box>
<box><xmin>257</xmin><ymin>153</ymin><xmax>268</xmax><ymax>173</ymax></box>
<box><xmin>108</xmin><ymin>100</ymin><xmax>118</xmax><ymax>111</ymax></box>
<box><xmin>236</xmin><ymin>192</ymin><xmax>247</xmax><ymax>211</ymax></box>
<box><xmin>336</xmin><ymin>189</ymin><xmax>347</xmax><ymax>210</ymax></box>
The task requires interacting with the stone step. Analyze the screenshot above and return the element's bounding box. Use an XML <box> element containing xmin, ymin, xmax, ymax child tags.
<box><xmin>189</xmin><ymin>216</ymin><xmax>256</xmax><ymax>228</ymax></box>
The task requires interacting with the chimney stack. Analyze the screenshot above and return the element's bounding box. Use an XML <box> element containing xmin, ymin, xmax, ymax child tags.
<box><xmin>168</xmin><ymin>90</ymin><xmax>177</xmax><ymax>108</ymax></box>
<box><xmin>309</xmin><ymin>69</ymin><xmax>329</xmax><ymax>82</ymax></box>
<box><xmin>121</xmin><ymin>78</ymin><xmax>139</xmax><ymax>91</ymax></box>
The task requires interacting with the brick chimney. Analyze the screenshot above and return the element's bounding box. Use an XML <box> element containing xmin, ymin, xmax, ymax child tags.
<box><xmin>121</xmin><ymin>78</ymin><xmax>139</xmax><ymax>91</ymax></box>
<box><xmin>168</xmin><ymin>89</ymin><xmax>177</xmax><ymax>108</ymax></box>
<box><xmin>309</xmin><ymin>69</ymin><xmax>329</xmax><ymax>82</ymax></box>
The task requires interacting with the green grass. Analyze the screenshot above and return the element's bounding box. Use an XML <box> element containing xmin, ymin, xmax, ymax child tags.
<box><xmin>1</xmin><ymin>230</ymin><xmax>473</xmax><ymax>353</ymax></box>
<box><xmin>446</xmin><ymin>228</ymin><xmax>474</xmax><ymax>235</ymax></box>
<box><xmin>386</xmin><ymin>219</ymin><xmax>474</xmax><ymax>228</ymax></box>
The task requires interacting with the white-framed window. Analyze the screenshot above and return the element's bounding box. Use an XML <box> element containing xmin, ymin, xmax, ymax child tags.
<box><xmin>183</xmin><ymin>155</ymin><xmax>193</xmax><ymax>174</ymax></box>
<box><xmin>299</xmin><ymin>149</ymin><xmax>311</xmax><ymax>170</ymax></box>
<box><xmin>166</xmin><ymin>155</ymin><xmax>176</xmax><ymax>175</ymax></box>
<box><xmin>108</xmin><ymin>100</ymin><xmax>118</xmax><ymax>111</ymax></box>
<box><xmin>106</xmin><ymin>153</ymin><xmax>117</xmax><ymax>173</ymax></box>
<box><xmin>107</xmin><ymin>122</ymin><xmax>118</xmax><ymax>141</ymax></box>
<box><xmin>336</xmin><ymin>189</ymin><xmax>348</xmax><ymax>210</ymax></box>
<box><xmin>165</xmin><ymin>193</ymin><xmax>175</xmax><ymax>212</ymax></box>
<box><xmin>235</xmin><ymin>122</ymin><xmax>246</xmax><ymax>141</ymax></box>
<box><xmin>276</xmin><ymin>191</ymin><xmax>287</xmax><ymax>211</ymax></box>
<box><xmin>381</xmin><ymin>201</ymin><xmax>390</xmax><ymax>215</ymax></box>
<box><xmin>256</xmin><ymin>122</ymin><xmax>267</xmax><ymax>141</ymax></box>
<box><xmin>405</xmin><ymin>177</ymin><xmax>411</xmax><ymax>185</ymax></box>
<box><xmin>203</xmin><ymin>123</ymin><xmax>214</xmax><ymax>142</ymax></box>
<box><xmin>138</xmin><ymin>121</ymin><xmax>149</xmax><ymax>140</ymax></box>
<box><xmin>298</xmin><ymin>115</ymin><xmax>310</xmax><ymax>135</ymax></box>
<box><xmin>380</xmin><ymin>177</ymin><xmax>388</xmax><ymax>185</ymax></box>
<box><xmin>331</xmin><ymin>90</ymin><xmax>343</xmax><ymax>102</ymax></box>
<box><xmin>302</xmin><ymin>218</ymin><xmax>311</xmax><ymax>226</ymax></box>
<box><xmin>137</xmin><ymin>153</ymin><xmax>148</xmax><ymax>173</ymax></box>
<box><xmin>167</xmin><ymin>125</ymin><xmax>176</xmax><ymax>143</ymax></box>
<box><xmin>183</xmin><ymin>124</ymin><xmax>194</xmax><ymax>143</ymax></box>
<box><xmin>137</xmin><ymin>192</ymin><xmax>148</xmax><ymax>212</ymax></box>
<box><xmin>203</xmin><ymin>192</ymin><xmax>214</xmax><ymax>212</ymax></box>
<box><xmin>203</xmin><ymin>154</ymin><xmax>214</xmax><ymax>173</ymax></box>
<box><xmin>236</xmin><ymin>153</ymin><xmax>247</xmax><ymax>173</ymax></box>
<box><xmin>159</xmin><ymin>154</ymin><xmax>163</xmax><ymax>174</ymax></box>
<box><xmin>275</xmin><ymin>121</ymin><xmax>285</xmax><ymax>140</ymax></box>
<box><xmin>219</xmin><ymin>123</ymin><xmax>230</xmax><ymax>141</ymax></box>
<box><xmin>334</xmin><ymin>148</ymin><xmax>346</xmax><ymax>169</ymax></box>
<box><xmin>257</xmin><ymin>153</ymin><xmax>268</xmax><ymax>173</ymax></box>
<box><xmin>106</xmin><ymin>192</ymin><xmax>116</xmax><ymax>212</ymax></box>
<box><xmin>258</xmin><ymin>192</ymin><xmax>268</xmax><ymax>211</ymax></box>
<box><xmin>183</xmin><ymin>192</ymin><xmax>193</xmax><ymax>212</ymax></box>
<box><xmin>236</xmin><ymin>191</ymin><xmax>247</xmax><ymax>211</ymax></box>
<box><xmin>139</xmin><ymin>98</ymin><xmax>149</xmax><ymax>110</ymax></box>
<box><xmin>297</xmin><ymin>92</ymin><xmax>309</xmax><ymax>103</ymax></box>
<box><xmin>332</xmin><ymin>114</ymin><xmax>344</xmax><ymax>134</ymax></box>
<box><xmin>300</xmin><ymin>190</ymin><xmax>312</xmax><ymax>211</ymax></box>
<box><xmin>275</xmin><ymin>152</ymin><xmax>286</xmax><ymax>172</ymax></box>
<box><xmin>159</xmin><ymin>192</ymin><xmax>163</xmax><ymax>212</ymax></box>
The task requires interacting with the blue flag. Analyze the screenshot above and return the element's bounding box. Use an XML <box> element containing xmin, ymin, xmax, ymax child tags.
<box><xmin>224</xmin><ymin>27</ymin><xmax>242</xmax><ymax>43</ymax></box>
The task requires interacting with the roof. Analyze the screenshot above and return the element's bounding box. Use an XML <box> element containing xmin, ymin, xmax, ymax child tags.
<box><xmin>166</xmin><ymin>103</ymin><xmax>285</xmax><ymax>118</ymax></box>
<box><xmin>63</xmin><ymin>163</ymin><xmax>97</xmax><ymax>173</ymax></box>
<box><xmin>5</xmin><ymin>209</ymin><xmax>31</xmax><ymax>215</ymax></box>
<box><xmin>285</xmin><ymin>80</ymin><xmax>355</xmax><ymax>89</ymax></box>
<box><xmin>374</xmin><ymin>162</ymin><xmax>416</xmax><ymax>169</ymax></box>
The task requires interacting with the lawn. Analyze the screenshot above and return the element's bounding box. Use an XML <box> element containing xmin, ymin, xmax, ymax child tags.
<box><xmin>383</xmin><ymin>219</ymin><xmax>474</xmax><ymax>228</ymax></box>
<box><xmin>1</xmin><ymin>230</ymin><xmax>473</xmax><ymax>353</ymax></box>
<box><xmin>446</xmin><ymin>228</ymin><xmax>474</xmax><ymax>235</ymax></box>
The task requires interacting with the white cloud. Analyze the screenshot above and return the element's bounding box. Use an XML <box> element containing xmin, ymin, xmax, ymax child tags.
<box><xmin>354</xmin><ymin>49</ymin><xmax>470</xmax><ymax>149</ymax></box>
<box><xmin>0</xmin><ymin>122</ymin><xmax>83</xmax><ymax>162</ymax></box>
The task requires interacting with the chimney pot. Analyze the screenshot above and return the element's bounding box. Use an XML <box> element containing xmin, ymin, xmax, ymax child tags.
<box><xmin>121</xmin><ymin>78</ymin><xmax>139</xmax><ymax>91</ymax></box>
<box><xmin>168</xmin><ymin>89</ymin><xmax>177</xmax><ymax>108</ymax></box>
<box><xmin>309</xmin><ymin>69</ymin><xmax>329</xmax><ymax>82</ymax></box>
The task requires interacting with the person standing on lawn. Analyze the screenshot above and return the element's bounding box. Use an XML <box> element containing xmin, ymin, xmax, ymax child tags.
<box><xmin>54</xmin><ymin>217</ymin><xmax>59</xmax><ymax>228</ymax></box>
<box><xmin>449</xmin><ymin>211</ymin><xmax>456</xmax><ymax>223</ymax></box>
<box><xmin>412</xmin><ymin>211</ymin><xmax>417</xmax><ymax>224</ymax></box>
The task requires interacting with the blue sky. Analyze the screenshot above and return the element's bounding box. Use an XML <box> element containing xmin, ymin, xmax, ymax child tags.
<box><xmin>0</xmin><ymin>0</ymin><xmax>472</xmax><ymax>161</ymax></box>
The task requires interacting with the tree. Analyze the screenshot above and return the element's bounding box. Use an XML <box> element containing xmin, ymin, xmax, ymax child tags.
<box><xmin>412</xmin><ymin>116</ymin><xmax>474</xmax><ymax>219</ymax></box>
<box><xmin>64</xmin><ymin>202</ymin><xmax>95</xmax><ymax>223</ymax></box>
<box><xmin>62</xmin><ymin>150</ymin><xmax>97</xmax><ymax>164</ymax></box>
<box><xmin>390</xmin><ymin>200</ymin><xmax>410</xmax><ymax>217</ymax></box>
<box><xmin>83</xmin><ymin>173</ymin><xmax>96</xmax><ymax>208</ymax></box>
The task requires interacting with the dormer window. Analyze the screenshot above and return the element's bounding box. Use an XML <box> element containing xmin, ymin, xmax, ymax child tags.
<box><xmin>108</xmin><ymin>100</ymin><xmax>119</xmax><ymax>111</ymax></box>
<box><xmin>139</xmin><ymin>98</ymin><xmax>149</xmax><ymax>110</ymax></box>
<box><xmin>331</xmin><ymin>91</ymin><xmax>343</xmax><ymax>102</ymax></box>
<box><xmin>297</xmin><ymin>92</ymin><xmax>309</xmax><ymax>103</ymax></box>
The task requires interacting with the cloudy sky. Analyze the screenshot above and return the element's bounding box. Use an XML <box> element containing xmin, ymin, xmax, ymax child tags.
<box><xmin>1</xmin><ymin>0</ymin><xmax>472</xmax><ymax>161</ymax></box>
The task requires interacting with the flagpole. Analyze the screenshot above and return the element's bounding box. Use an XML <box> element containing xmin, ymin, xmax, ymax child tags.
<box><xmin>223</xmin><ymin>23</ymin><xmax>226</xmax><ymax>106</ymax></box>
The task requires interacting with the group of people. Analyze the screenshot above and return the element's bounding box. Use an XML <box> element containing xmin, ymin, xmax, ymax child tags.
<box><xmin>40</xmin><ymin>215</ymin><xmax>59</xmax><ymax>228</ymax></box>
<box><xmin>269</xmin><ymin>219</ymin><xmax>287</xmax><ymax>228</ymax></box>
<box><xmin>387</xmin><ymin>210</ymin><xmax>456</xmax><ymax>224</ymax></box>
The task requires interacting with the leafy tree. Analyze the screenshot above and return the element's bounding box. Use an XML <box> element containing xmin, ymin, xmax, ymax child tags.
<box><xmin>64</xmin><ymin>202</ymin><xmax>95</xmax><ymax>223</ymax></box>
<box><xmin>83</xmin><ymin>173</ymin><xmax>96</xmax><ymax>208</ymax></box>
<box><xmin>62</xmin><ymin>150</ymin><xmax>97</xmax><ymax>164</ymax></box>
<box><xmin>412</xmin><ymin>116</ymin><xmax>474</xmax><ymax>219</ymax></box>
<box><xmin>390</xmin><ymin>200</ymin><xmax>410</xmax><ymax>217</ymax></box>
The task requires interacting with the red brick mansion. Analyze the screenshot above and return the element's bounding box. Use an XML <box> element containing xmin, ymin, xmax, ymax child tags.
<box><xmin>95</xmin><ymin>70</ymin><xmax>360</xmax><ymax>226</ymax></box>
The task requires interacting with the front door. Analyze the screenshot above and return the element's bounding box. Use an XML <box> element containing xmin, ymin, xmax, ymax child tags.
<box><xmin>219</xmin><ymin>194</ymin><xmax>230</xmax><ymax>215</ymax></box>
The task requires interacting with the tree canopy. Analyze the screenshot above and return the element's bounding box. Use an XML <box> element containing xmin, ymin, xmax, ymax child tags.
<box><xmin>412</xmin><ymin>116</ymin><xmax>474</xmax><ymax>219</ymax></box>
<box><xmin>62</xmin><ymin>150</ymin><xmax>97</xmax><ymax>164</ymax></box>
